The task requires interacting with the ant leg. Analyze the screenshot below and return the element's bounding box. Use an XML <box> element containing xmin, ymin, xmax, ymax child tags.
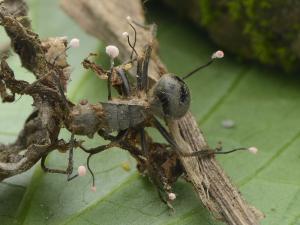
<box><xmin>41</xmin><ymin>153</ymin><xmax>68</xmax><ymax>174</ymax></box>
<box><xmin>136</xmin><ymin>45</ymin><xmax>152</xmax><ymax>92</ymax></box>
<box><xmin>151</xmin><ymin>117</ymin><xmax>178</xmax><ymax>150</ymax></box>
<box><xmin>152</xmin><ymin>118</ymin><xmax>247</xmax><ymax>157</ymax></box>
<box><xmin>54</xmin><ymin>73</ymin><xmax>69</xmax><ymax>108</ymax></box>
<box><xmin>97</xmin><ymin>129</ymin><xmax>129</xmax><ymax>142</ymax></box>
<box><xmin>80</xmin><ymin>130</ymin><xmax>128</xmax><ymax>187</ymax></box>
<box><xmin>97</xmin><ymin>129</ymin><xmax>117</xmax><ymax>141</ymax></box>
<box><xmin>107</xmin><ymin>72</ymin><xmax>112</xmax><ymax>100</ymax></box>
<box><xmin>136</xmin><ymin>56</ymin><xmax>143</xmax><ymax>92</ymax></box>
<box><xmin>125</xmin><ymin>20</ymin><xmax>155</xmax><ymax>93</ymax></box>
<box><xmin>41</xmin><ymin>152</ymin><xmax>75</xmax><ymax>178</ymax></box>
<box><xmin>140</xmin><ymin>128</ymin><xmax>148</xmax><ymax>155</ymax></box>
<box><xmin>116</xmin><ymin>68</ymin><xmax>131</xmax><ymax>97</ymax></box>
<box><xmin>80</xmin><ymin>130</ymin><xmax>128</xmax><ymax>154</ymax></box>
<box><xmin>141</xmin><ymin>45</ymin><xmax>152</xmax><ymax>91</ymax></box>
<box><xmin>21</xmin><ymin>71</ymin><xmax>70</xmax><ymax>111</ymax></box>
<box><xmin>107</xmin><ymin>59</ymin><xmax>114</xmax><ymax>100</ymax></box>
<box><xmin>151</xmin><ymin>117</ymin><xmax>215</xmax><ymax>157</ymax></box>
<box><xmin>79</xmin><ymin>143</ymin><xmax>112</xmax><ymax>155</ymax></box>
<box><xmin>66</xmin><ymin>134</ymin><xmax>77</xmax><ymax>181</ymax></box>
<box><xmin>20</xmin><ymin>71</ymin><xmax>52</xmax><ymax>92</ymax></box>
<box><xmin>40</xmin><ymin>134</ymin><xmax>78</xmax><ymax>181</ymax></box>
<box><xmin>52</xmin><ymin>72</ymin><xmax>70</xmax><ymax>112</ymax></box>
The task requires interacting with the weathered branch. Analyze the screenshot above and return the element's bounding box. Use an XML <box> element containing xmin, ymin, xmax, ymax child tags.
<box><xmin>0</xmin><ymin>3</ymin><xmax>70</xmax><ymax>180</ymax></box>
<box><xmin>60</xmin><ymin>0</ymin><xmax>263</xmax><ymax>224</ymax></box>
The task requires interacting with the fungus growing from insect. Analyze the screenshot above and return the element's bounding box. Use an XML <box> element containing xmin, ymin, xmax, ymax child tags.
<box><xmin>168</xmin><ymin>193</ymin><xmax>176</xmax><ymax>201</ymax></box>
<box><xmin>212</xmin><ymin>50</ymin><xmax>224</xmax><ymax>59</ymax></box>
<box><xmin>77</xmin><ymin>165</ymin><xmax>87</xmax><ymax>176</ymax></box>
<box><xmin>248</xmin><ymin>146</ymin><xmax>258</xmax><ymax>154</ymax></box>
<box><xmin>105</xmin><ymin>45</ymin><xmax>119</xmax><ymax>59</ymax></box>
<box><xmin>122</xmin><ymin>32</ymin><xmax>129</xmax><ymax>37</ymax></box>
<box><xmin>182</xmin><ymin>50</ymin><xmax>224</xmax><ymax>80</ymax></box>
<box><xmin>69</xmin><ymin>38</ymin><xmax>80</xmax><ymax>48</ymax></box>
<box><xmin>91</xmin><ymin>185</ymin><xmax>97</xmax><ymax>192</ymax></box>
<box><xmin>126</xmin><ymin>16</ymin><xmax>132</xmax><ymax>22</ymax></box>
<box><xmin>222</xmin><ymin>119</ymin><xmax>235</xmax><ymax>129</ymax></box>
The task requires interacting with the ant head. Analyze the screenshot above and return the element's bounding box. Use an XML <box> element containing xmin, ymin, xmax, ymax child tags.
<box><xmin>149</xmin><ymin>74</ymin><xmax>190</xmax><ymax>119</ymax></box>
<box><xmin>149</xmin><ymin>50</ymin><xmax>224</xmax><ymax>119</ymax></box>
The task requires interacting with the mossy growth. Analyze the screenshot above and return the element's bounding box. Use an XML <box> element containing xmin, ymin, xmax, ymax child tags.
<box><xmin>160</xmin><ymin>0</ymin><xmax>300</xmax><ymax>72</ymax></box>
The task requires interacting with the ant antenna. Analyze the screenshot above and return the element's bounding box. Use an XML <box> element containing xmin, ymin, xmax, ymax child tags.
<box><xmin>182</xmin><ymin>50</ymin><xmax>224</xmax><ymax>80</ymax></box>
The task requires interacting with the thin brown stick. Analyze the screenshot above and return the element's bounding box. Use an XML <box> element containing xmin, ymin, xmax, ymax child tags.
<box><xmin>60</xmin><ymin>0</ymin><xmax>263</xmax><ymax>224</ymax></box>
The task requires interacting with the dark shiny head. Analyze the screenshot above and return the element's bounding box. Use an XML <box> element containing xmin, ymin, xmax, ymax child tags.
<box><xmin>149</xmin><ymin>74</ymin><xmax>190</xmax><ymax>119</ymax></box>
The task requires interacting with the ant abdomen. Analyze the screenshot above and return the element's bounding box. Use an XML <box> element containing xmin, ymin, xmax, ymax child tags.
<box><xmin>149</xmin><ymin>74</ymin><xmax>190</xmax><ymax>119</ymax></box>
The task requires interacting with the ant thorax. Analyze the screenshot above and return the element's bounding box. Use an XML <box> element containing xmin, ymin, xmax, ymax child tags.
<box><xmin>101</xmin><ymin>97</ymin><xmax>150</xmax><ymax>133</ymax></box>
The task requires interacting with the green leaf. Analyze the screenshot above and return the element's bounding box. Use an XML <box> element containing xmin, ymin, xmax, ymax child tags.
<box><xmin>1</xmin><ymin>1</ymin><xmax>300</xmax><ymax>225</ymax></box>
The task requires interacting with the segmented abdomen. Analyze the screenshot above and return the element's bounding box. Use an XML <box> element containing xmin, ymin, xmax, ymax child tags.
<box><xmin>101</xmin><ymin>102</ymin><xmax>147</xmax><ymax>132</ymax></box>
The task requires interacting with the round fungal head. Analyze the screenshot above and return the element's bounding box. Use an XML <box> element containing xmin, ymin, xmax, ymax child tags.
<box><xmin>149</xmin><ymin>74</ymin><xmax>190</xmax><ymax>119</ymax></box>
<box><xmin>221</xmin><ymin>119</ymin><xmax>235</xmax><ymax>129</ymax></box>
<box><xmin>91</xmin><ymin>185</ymin><xmax>97</xmax><ymax>192</ymax></box>
<box><xmin>248</xmin><ymin>146</ymin><xmax>258</xmax><ymax>154</ymax></box>
<box><xmin>105</xmin><ymin>45</ymin><xmax>119</xmax><ymax>59</ymax></box>
<box><xmin>211</xmin><ymin>50</ymin><xmax>224</xmax><ymax>59</ymax></box>
<box><xmin>77</xmin><ymin>165</ymin><xmax>87</xmax><ymax>176</ymax></box>
<box><xmin>126</xmin><ymin>16</ymin><xmax>132</xmax><ymax>22</ymax></box>
<box><xmin>168</xmin><ymin>193</ymin><xmax>176</xmax><ymax>201</ymax></box>
<box><xmin>69</xmin><ymin>38</ymin><xmax>80</xmax><ymax>48</ymax></box>
<box><xmin>122</xmin><ymin>32</ymin><xmax>129</xmax><ymax>37</ymax></box>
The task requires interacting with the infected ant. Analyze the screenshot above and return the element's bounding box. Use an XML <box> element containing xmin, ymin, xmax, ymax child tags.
<box><xmin>0</xmin><ymin>9</ymin><xmax>257</xmax><ymax>210</ymax></box>
<box><xmin>49</xmin><ymin>19</ymin><xmax>256</xmax><ymax>207</ymax></box>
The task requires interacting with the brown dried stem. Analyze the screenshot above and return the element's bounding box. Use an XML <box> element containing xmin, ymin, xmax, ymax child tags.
<box><xmin>0</xmin><ymin>4</ymin><xmax>69</xmax><ymax>180</ymax></box>
<box><xmin>61</xmin><ymin>0</ymin><xmax>262</xmax><ymax>224</ymax></box>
